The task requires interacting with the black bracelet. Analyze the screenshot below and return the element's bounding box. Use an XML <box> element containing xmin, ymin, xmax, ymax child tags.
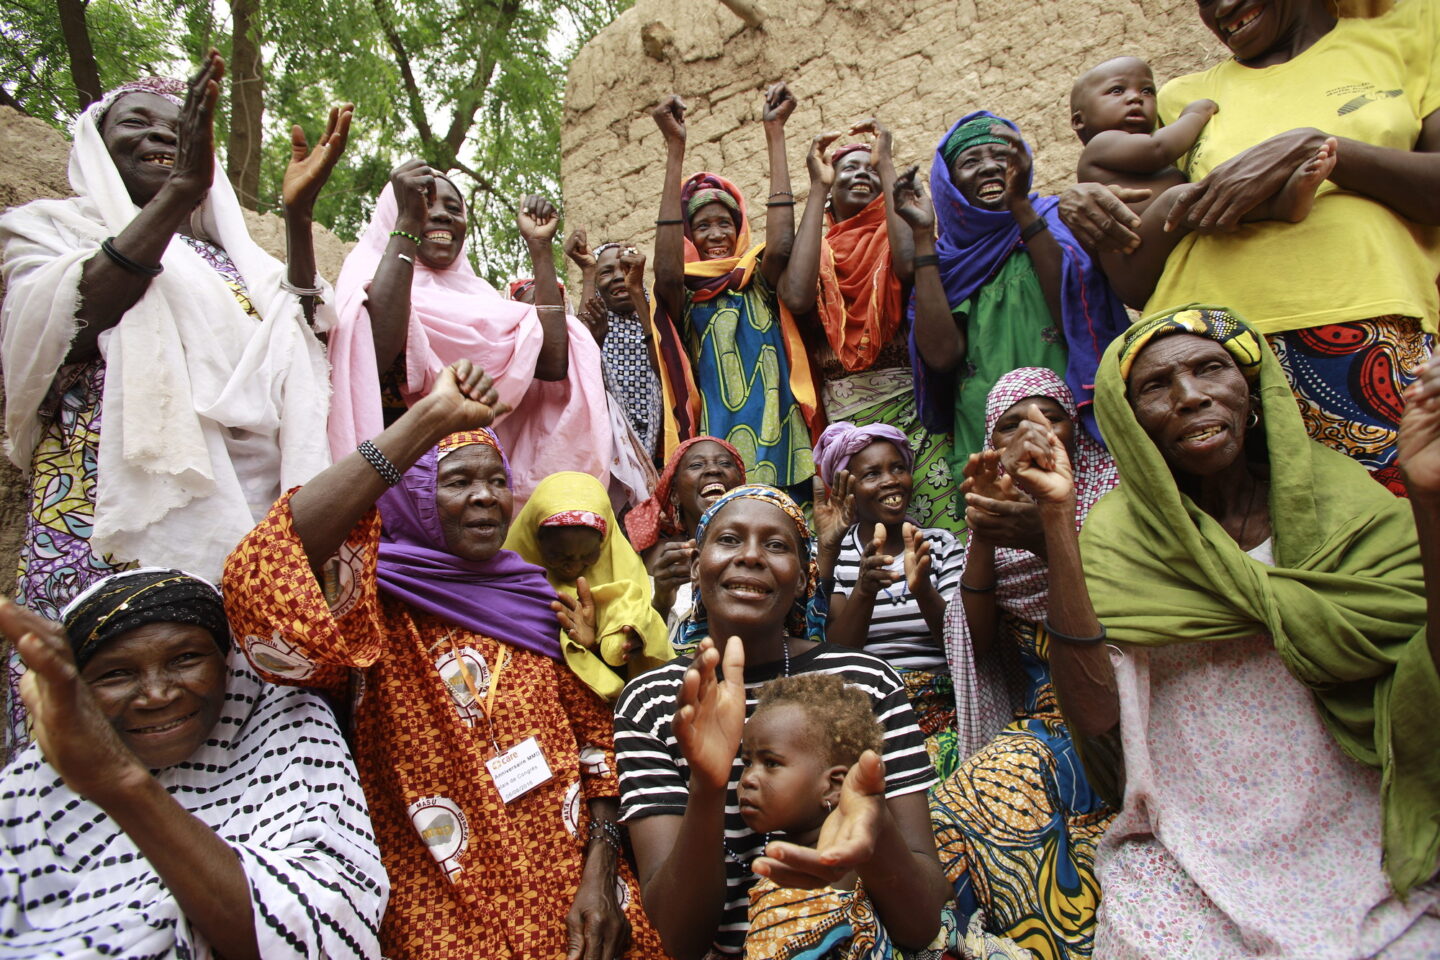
<box><xmin>655</xmin><ymin>218</ymin><xmax>685</xmax><ymax>226</ymax></box>
<box><xmin>358</xmin><ymin>439</ymin><xmax>404</xmax><ymax>487</ymax></box>
<box><xmin>1043</xmin><ymin>618</ymin><xmax>1106</xmax><ymax>646</ymax></box>
<box><xmin>587</xmin><ymin>818</ymin><xmax>624</xmax><ymax>853</ymax></box>
<box><xmin>100</xmin><ymin>237</ymin><xmax>163</xmax><ymax>278</ymax></box>
<box><xmin>1020</xmin><ymin>218</ymin><xmax>1050</xmax><ymax>243</ymax></box>
<box><xmin>765</xmin><ymin>200</ymin><xmax>796</xmax><ymax>207</ymax></box>
<box><xmin>959</xmin><ymin>580</ymin><xmax>996</xmax><ymax>593</ymax></box>
<box><xmin>912</xmin><ymin>253</ymin><xmax>940</xmax><ymax>270</ymax></box>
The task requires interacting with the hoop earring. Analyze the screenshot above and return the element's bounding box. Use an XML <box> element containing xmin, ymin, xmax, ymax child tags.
<box><xmin>1247</xmin><ymin>409</ymin><xmax>1260</xmax><ymax>428</ymax></box>
<box><xmin>823</xmin><ymin>798</ymin><xmax>833</xmax><ymax>813</ymax></box>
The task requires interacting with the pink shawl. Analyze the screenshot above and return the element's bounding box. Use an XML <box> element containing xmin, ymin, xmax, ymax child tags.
<box><xmin>327</xmin><ymin>183</ymin><xmax>612</xmax><ymax>500</ymax></box>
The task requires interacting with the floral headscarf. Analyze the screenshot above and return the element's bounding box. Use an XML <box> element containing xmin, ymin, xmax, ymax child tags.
<box><xmin>1116</xmin><ymin>304</ymin><xmax>1264</xmax><ymax>385</ymax></box>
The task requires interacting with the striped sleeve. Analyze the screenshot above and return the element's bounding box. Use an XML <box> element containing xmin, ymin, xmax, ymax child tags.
<box><xmin>615</xmin><ymin>662</ymin><xmax>691</xmax><ymax>822</ymax></box>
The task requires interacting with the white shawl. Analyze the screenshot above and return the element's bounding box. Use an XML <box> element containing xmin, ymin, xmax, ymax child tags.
<box><xmin>0</xmin><ymin>649</ymin><xmax>388</xmax><ymax>959</ymax></box>
<box><xmin>0</xmin><ymin>104</ymin><xmax>332</xmax><ymax>581</ymax></box>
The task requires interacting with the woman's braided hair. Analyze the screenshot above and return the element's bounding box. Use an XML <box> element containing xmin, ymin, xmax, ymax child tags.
<box><xmin>753</xmin><ymin>672</ymin><xmax>884</xmax><ymax>768</ymax></box>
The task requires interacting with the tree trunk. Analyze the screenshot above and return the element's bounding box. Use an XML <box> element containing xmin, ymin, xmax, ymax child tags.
<box><xmin>227</xmin><ymin>0</ymin><xmax>265</xmax><ymax>210</ymax></box>
<box><xmin>56</xmin><ymin>0</ymin><xmax>102</xmax><ymax>110</ymax></box>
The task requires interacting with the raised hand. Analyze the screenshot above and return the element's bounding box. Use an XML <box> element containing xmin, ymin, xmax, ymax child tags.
<box><xmin>9</xmin><ymin>599</ymin><xmax>147</xmax><ymax>803</ymax></box>
<box><xmin>282</xmin><ymin>102</ymin><xmax>354</xmax><ymax>212</ymax></box>
<box><xmin>422</xmin><ymin>359</ymin><xmax>512</xmax><ymax>436</ymax></box>
<box><xmin>1400</xmin><ymin>352</ymin><xmax>1440</xmax><ymax>498</ymax></box>
<box><xmin>620</xmin><ymin>245</ymin><xmax>647</xmax><ymax>285</ymax></box>
<box><xmin>892</xmin><ymin>165</ymin><xmax>935</xmax><ymax>232</ymax></box>
<box><xmin>901</xmin><ymin>522</ymin><xmax>933</xmax><ymax>594</ymax></box>
<box><xmin>990</xmin><ymin>125</ymin><xmax>1033</xmax><ymax>213</ymax></box>
<box><xmin>169</xmin><ymin>50</ymin><xmax>225</xmax><ymax>205</ymax></box>
<box><xmin>652</xmin><ymin>94</ymin><xmax>687</xmax><ymax>144</ymax></box>
<box><xmin>762</xmin><ymin>81</ymin><xmax>797</xmax><ymax>127</ymax></box>
<box><xmin>849</xmin><ymin>118</ymin><xmax>893</xmax><ymax>166</ymax></box>
<box><xmin>812</xmin><ymin>472</ymin><xmax>855</xmax><ymax>559</ymax></box>
<box><xmin>855</xmin><ymin>522</ymin><xmax>901</xmax><ymax>599</ymax></box>
<box><xmin>518</xmin><ymin>194</ymin><xmax>560</xmax><ymax>243</ymax></box>
<box><xmin>807</xmin><ymin>131</ymin><xmax>843</xmax><ymax>187</ymax></box>
<box><xmin>647</xmin><ymin>539</ymin><xmax>696</xmax><ymax>615</ymax></box>
<box><xmin>673</xmin><ymin>637</ymin><xmax>748</xmax><ymax>792</ymax></box>
<box><xmin>998</xmin><ymin>404</ymin><xmax>1074</xmax><ymax>505</ymax></box>
<box><xmin>553</xmin><ymin>577</ymin><xmax>599</xmax><ymax>650</ymax></box>
<box><xmin>389</xmin><ymin>158</ymin><xmax>439</xmax><ymax>236</ymax></box>
<box><xmin>753</xmin><ymin>749</ymin><xmax>887</xmax><ymax>887</ymax></box>
<box><xmin>578</xmin><ymin>294</ymin><xmax>610</xmax><ymax>346</ymax></box>
<box><xmin>564</xmin><ymin>228</ymin><xmax>596</xmax><ymax>271</ymax></box>
<box><xmin>959</xmin><ymin>450</ymin><xmax>1016</xmax><ymax>502</ymax></box>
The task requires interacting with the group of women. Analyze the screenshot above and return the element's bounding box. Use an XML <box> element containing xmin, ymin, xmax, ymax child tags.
<box><xmin>0</xmin><ymin>0</ymin><xmax>1438</xmax><ymax>955</ymax></box>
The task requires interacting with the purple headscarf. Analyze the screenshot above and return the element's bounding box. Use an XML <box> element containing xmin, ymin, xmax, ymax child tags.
<box><xmin>375</xmin><ymin>431</ymin><xmax>562</xmax><ymax>660</ymax></box>
<box><xmin>812</xmin><ymin>420</ymin><xmax>913</xmax><ymax>487</ymax></box>
<box><xmin>907</xmin><ymin>110</ymin><xmax>1129</xmax><ymax>442</ymax></box>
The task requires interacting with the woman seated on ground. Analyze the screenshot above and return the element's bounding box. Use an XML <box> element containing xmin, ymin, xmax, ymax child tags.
<box><xmin>614</xmin><ymin>482</ymin><xmax>948</xmax><ymax>959</ymax></box>
<box><xmin>625</xmin><ymin>435</ymin><xmax>747</xmax><ymax>640</ymax></box>
<box><xmin>1024</xmin><ymin>306</ymin><xmax>1440</xmax><ymax>957</ymax></box>
<box><xmin>649</xmin><ymin>85</ymin><xmax>819</xmax><ymax>499</ymax></box>
<box><xmin>0</xmin><ymin>55</ymin><xmax>348</xmax><ymax>754</ymax></box>
<box><xmin>1059</xmin><ymin>0</ymin><xmax>1440</xmax><ymax>495</ymax></box>
<box><xmin>0</xmin><ymin>569</ymin><xmax>386</xmax><ymax>958</ymax></box>
<box><xmin>506</xmin><ymin>470</ymin><xmax>672</xmax><ymax>700</ymax></box>
<box><xmin>779</xmin><ymin>121</ymin><xmax>961</xmax><ymax>532</ymax></box>
<box><xmin>909</xmin><ymin>111</ymin><xmax>1128</xmax><ymax>475</ymax></box>
<box><xmin>223</xmin><ymin>361</ymin><xmax>662</xmax><ymax>959</ymax></box>
<box><xmin>326</xmin><ymin>163</ymin><xmax>611</xmax><ymax>500</ymax></box>
<box><xmin>813</xmin><ymin>421</ymin><xmax>964</xmax><ymax>778</ymax></box>
<box><xmin>929</xmin><ymin>368</ymin><xmax>1118</xmax><ymax>960</ymax></box>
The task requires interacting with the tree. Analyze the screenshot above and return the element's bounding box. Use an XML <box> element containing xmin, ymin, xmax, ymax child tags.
<box><xmin>55</xmin><ymin>0</ymin><xmax>103</xmax><ymax>110</ymax></box>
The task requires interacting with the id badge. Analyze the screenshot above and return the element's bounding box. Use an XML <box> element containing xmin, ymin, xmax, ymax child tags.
<box><xmin>485</xmin><ymin>735</ymin><xmax>553</xmax><ymax>803</ymax></box>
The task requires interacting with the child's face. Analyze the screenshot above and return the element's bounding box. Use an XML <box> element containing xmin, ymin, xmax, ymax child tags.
<box><xmin>536</xmin><ymin>526</ymin><xmax>604</xmax><ymax>583</ymax></box>
<box><xmin>847</xmin><ymin>440</ymin><xmax>913</xmax><ymax>529</ymax></box>
<box><xmin>738</xmin><ymin>703</ymin><xmax>839</xmax><ymax>836</ymax></box>
<box><xmin>1073</xmin><ymin>57</ymin><xmax>1158</xmax><ymax>139</ymax></box>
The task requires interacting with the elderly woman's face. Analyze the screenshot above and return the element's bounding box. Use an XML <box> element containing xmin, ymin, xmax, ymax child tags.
<box><xmin>951</xmin><ymin>143</ymin><xmax>1010</xmax><ymax>210</ymax></box>
<box><xmin>690</xmin><ymin>202</ymin><xmax>738</xmax><ymax>261</ymax></box>
<box><xmin>101</xmin><ymin>92</ymin><xmax>183</xmax><ymax>207</ymax></box>
<box><xmin>436</xmin><ymin>444</ymin><xmax>514</xmax><ymax>562</ymax></box>
<box><xmin>695</xmin><ymin>498</ymin><xmax>803</xmax><ymax>635</ymax></box>
<box><xmin>991</xmin><ymin>397</ymin><xmax>1075</xmax><ymax>454</ymax></box>
<box><xmin>80</xmin><ymin>622</ymin><xmax>226</xmax><ymax>769</ymax></box>
<box><xmin>1128</xmin><ymin>334</ymin><xmax>1254</xmax><ymax>477</ymax></box>
<box><xmin>672</xmin><ymin>440</ymin><xmax>744</xmax><ymax>528</ymax></box>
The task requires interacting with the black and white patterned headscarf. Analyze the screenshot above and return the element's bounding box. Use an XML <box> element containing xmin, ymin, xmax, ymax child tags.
<box><xmin>61</xmin><ymin>568</ymin><xmax>230</xmax><ymax>668</ymax></box>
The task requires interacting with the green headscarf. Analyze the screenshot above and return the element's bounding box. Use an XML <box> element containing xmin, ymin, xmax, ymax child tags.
<box><xmin>1080</xmin><ymin>304</ymin><xmax>1438</xmax><ymax>895</ymax></box>
<box><xmin>939</xmin><ymin>117</ymin><xmax>1009</xmax><ymax>170</ymax></box>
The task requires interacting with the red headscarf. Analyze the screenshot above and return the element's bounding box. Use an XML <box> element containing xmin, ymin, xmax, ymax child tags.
<box><xmin>622</xmin><ymin>435</ymin><xmax>746</xmax><ymax>551</ymax></box>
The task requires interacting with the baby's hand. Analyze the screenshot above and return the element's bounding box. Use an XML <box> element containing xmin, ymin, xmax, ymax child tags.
<box><xmin>1180</xmin><ymin>98</ymin><xmax>1219</xmax><ymax>120</ymax></box>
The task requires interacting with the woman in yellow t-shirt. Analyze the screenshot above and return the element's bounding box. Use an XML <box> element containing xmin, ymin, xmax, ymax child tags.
<box><xmin>1060</xmin><ymin>0</ymin><xmax>1440</xmax><ymax>496</ymax></box>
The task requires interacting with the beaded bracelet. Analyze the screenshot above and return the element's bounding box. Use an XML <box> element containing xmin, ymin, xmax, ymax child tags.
<box><xmin>587</xmin><ymin>819</ymin><xmax>624</xmax><ymax>853</ymax></box>
<box><xmin>912</xmin><ymin>254</ymin><xmax>940</xmax><ymax>270</ymax></box>
<box><xmin>358</xmin><ymin>439</ymin><xmax>404</xmax><ymax>487</ymax></box>
<box><xmin>101</xmin><ymin>237</ymin><xmax>163</xmax><ymax>278</ymax></box>
<box><xmin>1020</xmin><ymin>218</ymin><xmax>1050</xmax><ymax>243</ymax></box>
<box><xmin>1043</xmin><ymin>618</ymin><xmax>1106</xmax><ymax>646</ymax></box>
<box><xmin>389</xmin><ymin>229</ymin><xmax>423</xmax><ymax>246</ymax></box>
<box><xmin>769</xmin><ymin>190</ymin><xmax>795</xmax><ymax>199</ymax></box>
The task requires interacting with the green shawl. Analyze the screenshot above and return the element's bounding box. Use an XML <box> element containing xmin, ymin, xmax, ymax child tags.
<box><xmin>1079</xmin><ymin>310</ymin><xmax>1439</xmax><ymax>895</ymax></box>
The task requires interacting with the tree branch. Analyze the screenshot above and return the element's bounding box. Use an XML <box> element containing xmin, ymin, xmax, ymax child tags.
<box><xmin>368</xmin><ymin>0</ymin><xmax>435</xmax><ymax>147</ymax></box>
<box><xmin>450</xmin><ymin>157</ymin><xmax>511</xmax><ymax>207</ymax></box>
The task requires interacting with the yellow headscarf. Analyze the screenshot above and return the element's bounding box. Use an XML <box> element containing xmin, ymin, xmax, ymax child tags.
<box><xmin>505</xmin><ymin>472</ymin><xmax>673</xmax><ymax>700</ymax></box>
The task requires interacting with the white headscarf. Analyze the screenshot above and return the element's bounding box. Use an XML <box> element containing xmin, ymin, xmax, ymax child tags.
<box><xmin>0</xmin><ymin>86</ymin><xmax>333</xmax><ymax>581</ymax></box>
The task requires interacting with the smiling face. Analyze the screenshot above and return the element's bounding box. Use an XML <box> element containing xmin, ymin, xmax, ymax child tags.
<box><xmin>951</xmin><ymin>142</ymin><xmax>1010</xmax><ymax>210</ymax></box>
<box><xmin>847</xmin><ymin>441</ymin><xmax>913</xmax><ymax>528</ymax></box>
<box><xmin>595</xmin><ymin>246</ymin><xmax>634</xmax><ymax>314</ymax></box>
<box><xmin>1127</xmin><ymin>334</ymin><xmax>1255</xmax><ymax>478</ymax></box>
<box><xmin>671</xmin><ymin>440</ymin><xmax>744</xmax><ymax>531</ymax></box>
<box><xmin>830</xmin><ymin>148</ymin><xmax>879</xmax><ymax>221</ymax></box>
<box><xmin>416</xmin><ymin>177</ymin><xmax>467</xmax><ymax>270</ymax></box>
<box><xmin>101</xmin><ymin>92</ymin><xmax>184</xmax><ymax>207</ymax></box>
<box><xmin>689</xmin><ymin>201</ymin><xmax>739</xmax><ymax>260</ymax></box>
<box><xmin>435</xmin><ymin>444</ymin><xmax>514</xmax><ymax>561</ymax></box>
<box><xmin>1198</xmin><ymin>0</ymin><xmax>1322</xmax><ymax>63</ymax></box>
<box><xmin>738</xmin><ymin>702</ymin><xmax>837</xmax><ymax>835</ymax></box>
<box><xmin>990</xmin><ymin>396</ymin><xmax>1076</xmax><ymax>455</ymax></box>
<box><xmin>695</xmin><ymin>498</ymin><xmax>804</xmax><ymax>639</ymax></box>
<box><xmin>81</xmin><ymin>622</ymin><xmax>227</xmax><ymax>769</ymax></box>
<box><xmin>1071</xmin><ymin>57</ymin><xmax>1158</xmax><ymax>142</ymax></box>
<box><xmin>536</xmin><ymin>525</ymin><xmax>604</xmax><ymax>584</ymax></box>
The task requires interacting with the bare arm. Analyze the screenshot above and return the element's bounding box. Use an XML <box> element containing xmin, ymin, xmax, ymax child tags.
<box><xmin>1081</xmin><ymin>100</ymin><xmax>1215</xmax><ymax>176</ymax></box>
<box><xmin>894</xmin><ymin>167</ymin><xmax>962</xmax><ymax>372</ymax></box>
<box><xmin>564</xmin><ymin>228</ymin><xmax>599</xmax><ymax>311</ymax></box>
<box><xmin>518</xmin><ymin>194</ymin><xmax>568</xmax><ymax>382</ymax></box>
<box><xmin>777</xmin><ymin>131</ymin><xmax>840</xmax><ymax>314</ymax></box>
<box><xmin>363</xmin><ymin>159</ymin><xmax>440</xmax><ymax>372</ymax></box>
<box><xmin>1096</xmin><ymin>182</ymin><xmax>1192</xmax><ymax>308</ymax></box>
<box><xmin>650</xmin><ymin>95</ymin><xmax>688</xmax><ymax>324</ymax></box>
<box><xmin>759</xmin><ymin>82</ymin><xmax>798</xmax><ymax>288</ymax></box>
<box><xmin>1328</xmin><ymin>109</ymin><xmax>1440</xmax><ymax>225</ymax></box>
<box><xmin>280</xmin><ymin>103</ymin><xmax>353</xmax><ymax>324</ymax></box>
<box><xmin>993</xmin><ymin>127</ymin><xmax>1063</xmax><ymax>334</ymax></box>
<box><xmin>959</xmin><ymin>535</ymin><xmax>999</xmax><ymax>659</ymax></box>
<box><xmin>70</xmin><ymin>54</ymin><xmax>222</xmax><ymax>364</ymax></box>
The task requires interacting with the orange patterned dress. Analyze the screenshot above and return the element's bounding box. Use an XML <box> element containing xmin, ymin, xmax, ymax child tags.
<box><xmin>222</xmin><ymin>492</ymin><xmax>663</xmax><ymax>959</ymax></box>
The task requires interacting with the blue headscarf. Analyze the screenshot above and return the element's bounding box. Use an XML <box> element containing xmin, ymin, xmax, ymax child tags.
<box><xmin>907</xmin><ymin>109</ymin><xmax>1130</xmax><ymax>442</ymax></box>
<box><xmin>681</xmin><ymin>484</ymin><xmax>827</xmax><ymax>650</ymax></box>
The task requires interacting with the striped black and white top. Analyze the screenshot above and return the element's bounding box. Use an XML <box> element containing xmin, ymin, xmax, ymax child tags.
<box><xmin>615</xmin><ymin>642</ymin><xmax>934</xmax><ymax>956</ymax></box>
<box><xmin>832</xmin><ymin>524</ymin><xmax>963</xmax><ymax>672</ymax></box>
<box><xmin>0</xmin><ymin>650</ymin><xmax>388</xmax><ymax>959</ymax></box>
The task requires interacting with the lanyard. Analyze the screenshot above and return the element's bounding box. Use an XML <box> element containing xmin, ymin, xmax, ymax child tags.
<box><xmin>445</xmin><ymin>630</ymin><xmax>509</xmax><ymax>756</ymax></box>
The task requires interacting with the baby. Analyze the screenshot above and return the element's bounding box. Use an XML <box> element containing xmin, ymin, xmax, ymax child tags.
<box><xmin>1072</xmin><ymin>56</ymin><xmax>1336</xmax><ymax>223</ymax></box>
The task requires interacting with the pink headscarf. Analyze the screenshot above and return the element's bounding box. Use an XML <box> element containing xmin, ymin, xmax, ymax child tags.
<box><xmin>811</xmin><ymin>420</ymin><xmax>913</xmax><ymax>487</ymax></box>
<box><xmin>326</xmin><ymin>182</ymin><xmax>613</xmax><ymax>501</ymax></box>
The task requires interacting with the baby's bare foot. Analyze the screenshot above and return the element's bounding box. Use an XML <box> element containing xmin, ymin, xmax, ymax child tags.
<box><xmin>1273</xmin><ymin>137</ymin><xmax>1338</xmax><ymax>223</ymax></box>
